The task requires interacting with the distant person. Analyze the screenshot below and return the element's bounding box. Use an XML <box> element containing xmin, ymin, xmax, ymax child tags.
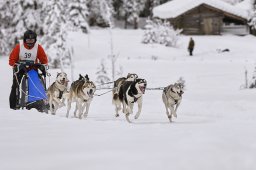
<box><xmin>9</xmin><ymin>30</ymin><xmax>48</xmax><ymax>110</ymax></box>
<box><xmin>188</xmin><ymin>37</ymin><xmax>195</xmax><ymax>56</ymax></box>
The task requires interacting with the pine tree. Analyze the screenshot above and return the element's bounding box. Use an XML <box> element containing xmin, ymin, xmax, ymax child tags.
<box><xmin>142</xmin><ymin>19</ymin><xmax>182</xmax><ymax>47</ymax></box>
<box><xmin>249</xmin><ymin>63</ymin><xmax>256</xmax><ymax>88</ymax></box>
<box><xmin>87</xmin><ymin>0</ymin><xmax>113</xmax><ymax>27</ymax></box>
<box><xmin>41</xmin><ymin>0</ymin><xmax>70</xmax><ymax>68</ymax></box>
<box><xmin>0</xmin><ymin>0</ymin><xmax>23</xmax><ymax>51</ymax></box>
<box><xmin>100</xmin><ymin>0</ymin><xmax>114</xmax><ymax>27</ymax></box>
<box><xmin>122</xmin><ymin>0</ymin><xmax>146</xmax><ymax>29</ymax></box>
<box><xmin>67</xmin><ymin>0</ymin><xmax>89</xmax><ymax>33</ymax></box>
<box><xmin>0</xmin><ymin>2</ymin><xmax>9</xmax><ymax>55</ymax></box>
<box><xmin>96</xmin><ymin>59</ymin><xmax>111</xmax><ymax>85</ymax></box>
<box><xmin>112</xmin><ymin>0</ymin><xmax>123</xmax><ymax>19</ymax></box>
<box><xmin>0</xmin><ymin>30</ymin><xmax>9</xmax><ymax>55</ymax></box>
<box><xmin>142</xmin><ymin>0</ymin><xmax>160</xmax><ymax>18</ymax></box>
<box><xmin>160</xmin><ymin>21</ymin><xmax>182</xmax><ymax>47</ymax></box>
<box><xmin>20</xmin><ymin>0</ymin><xmax>44</xmax><ymax>35</ymax></box>
<box><xmin>0</xmin><ymin>0</ymin><xmax>44</xmax><ymax>54</ymax></box>
<box><xmin>249</xmin><ymin>0</ymin><xmax>256</xmax><ymax>33</ymax></box>
<box><xmin>142</xmin><ymin>19</ymin><xmax>157</xmax><ymax>44</ymax></box>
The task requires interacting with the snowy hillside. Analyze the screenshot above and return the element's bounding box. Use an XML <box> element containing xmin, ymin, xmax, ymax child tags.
<box><xmin>1</xmin><ymin>29</ymin><xmax>256</xmax><ymax>170</ymax></box>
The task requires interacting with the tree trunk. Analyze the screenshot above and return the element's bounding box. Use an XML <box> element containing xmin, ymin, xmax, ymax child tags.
<box><xmin>124</xmin><ymin>13</ymin><xmax>128</xmax><ymax>29</ymax></box>
<box><xmin>134</xmin><ymin>17</ymin><xmax>138</xmax><ymax>29</ymax></box>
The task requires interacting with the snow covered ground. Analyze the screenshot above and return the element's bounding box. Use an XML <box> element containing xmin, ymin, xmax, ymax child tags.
<box><xmin>1</xmin><ymin>29</ymin><xmax>256</xmax><ymax>170</ymax></box>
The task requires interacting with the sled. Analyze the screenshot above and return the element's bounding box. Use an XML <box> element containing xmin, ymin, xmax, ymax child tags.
<box><xmin>13</xmin><ymin>61</ymin><xmax>49</xmax><ymax>112</ymax></box>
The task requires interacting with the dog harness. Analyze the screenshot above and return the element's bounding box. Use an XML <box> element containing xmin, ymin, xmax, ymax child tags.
<box><xmin>52</xmin><ymin>82</ymin><xmax>65</xmax><ymax>99</ymax></box>
<box><xmin>163</xmin><ymin>86</ymin><xmax>180</xmax><ymax>104</ymax></box>
<box><xmin>131</xmin><ymin>96</ymin><xmax>140</xmax><ymax>103</ymax></box>
<box><xmin>58</xmin><ymin>90</ymin><xmax>64</xmax><ymax>99</ymax></box>
<box><xmin>128</xmin><ymin>90</ymin><xmax>141</xmax><ymax>103</ymax></box>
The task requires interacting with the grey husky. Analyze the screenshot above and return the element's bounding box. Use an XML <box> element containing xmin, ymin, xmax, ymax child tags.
<box><xmin>162</xmin><ymin>82</ymin><xmax>184</xmax><ymax>122</ymax></box>
<box><xmin>66</xmin><ymin>75</ymin><xmax>96</xmax><ymax>119</ymax></box>
<box><xmin>47</xmin><ymin>72</ymin><xmax>69</xmax><ymax>115</ymax></box>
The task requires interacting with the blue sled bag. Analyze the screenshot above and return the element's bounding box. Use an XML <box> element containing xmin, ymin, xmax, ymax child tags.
<box><xmin>27</xmin><ymin>69</ymin><xmax>47</xmax><ymax>103</ymax></box>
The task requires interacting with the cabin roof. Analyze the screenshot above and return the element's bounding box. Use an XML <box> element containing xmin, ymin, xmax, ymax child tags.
<box><xmin>153</xmin><ymin>0</ymin><xmax>249</xmax><ymax>21</ymax></box>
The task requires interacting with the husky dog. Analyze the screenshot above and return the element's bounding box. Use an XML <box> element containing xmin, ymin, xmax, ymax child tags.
<box><xmin>47</xmin><ymin>72</ymin><xmax>69</xmax><ymax>115</ymax></box>
<box><xmin>66</xmin><ymin>75</ymin><xmax>96</xmax><ymax>119</ymax></box>
<box><xmin>162</xmin><ymin>82</ymin><xmax>184</xmax><ymax>122</ymax></box>
<box><xmin>112</xmin><ymin>73</ymin><xmax>138</xmax><ymax>117</ymax></box>
<box><xmin>118</xmin><ymin>78</ymin><xmax>147</xmax><ymax>123</ymax></box>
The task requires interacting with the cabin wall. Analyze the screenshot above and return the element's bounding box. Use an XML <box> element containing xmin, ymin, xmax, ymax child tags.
<box><xmin>171</xmin><ymin>5</ymin><xmax>223</xmax><ymax>35</ymax></box>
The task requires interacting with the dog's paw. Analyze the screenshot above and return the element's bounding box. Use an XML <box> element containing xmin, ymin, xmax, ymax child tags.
<box><xmin>125</xmin><ymin>113</ymin><xmax>132</xmax><ymax>123</ymax></box>
<box><xmin>168</xmin><ymin>115</ymin><xmax>172</xmax><ymax>122</ymax></box>
<box><xmin>115</xmin><ymin>114</ymin><xmax>119</xmax><ymax>117</ymax></box>
<box><xmin>134</xmin><ymin>113</ymin><xmax>140</xmax><ymax>119</ymax></box>
<box><xmin>173</xmin><ymin>112</ymin><xmax>177</xmax><ymax>118</ymax></box>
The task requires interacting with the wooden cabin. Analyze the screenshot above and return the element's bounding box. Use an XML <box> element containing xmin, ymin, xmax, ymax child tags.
<box><xmin>153</xmin><ymin>0</ymin><xmax>249</xmax><ymax>35</ymax></box>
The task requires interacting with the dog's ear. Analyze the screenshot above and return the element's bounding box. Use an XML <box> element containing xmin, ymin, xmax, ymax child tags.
<box><xmin>56</xmin><ymin>72</ymin><xmax>60</xmax><ymax>78</ymax></box>
<box><xmin>79</xmin><ymin>74</ymin><xmax>83</xmax><ymax>80</ymax></box>
<box><xmin>174</xmin><ymin>83</ymin><xmax>180</xmax><ymax>89</ymax></box>
<box><xmin>85</xmin><ymin>74</ymin><xmax>89</xmax><ymax>81</ymax></box>
<box><xmin>170</xmin><ymin>84</ymin><xmax>176</xmax><ymax>92</ymax></box>
<box><xmin>144</xmin><ymin>79</ymin><xmax>147</xmax><ymax>85</ymax></box>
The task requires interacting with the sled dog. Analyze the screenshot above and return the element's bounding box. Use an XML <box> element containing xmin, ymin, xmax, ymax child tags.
<box><xmin>66</xmin><ymin>75</ymin><xmax>96</xmax><ymax>119</ymax></box>
<box><xmin>162</xmin><ymin>82</ymin><xmax>184</xmax><ymax>122</ymax></box>
<box><xmin>118</xmin><ymin>78</ymin><xmax>147</xmax><ymax>123</ymax></box>
<box><xmin>112</xmin><ymin>73</ymin><xmax>138</xmax><ymax>117</ymax></box>
<box><xmin>47</xmin><ymin>72</ymin><xmax>69</xmax><ymax>115</ymax></box>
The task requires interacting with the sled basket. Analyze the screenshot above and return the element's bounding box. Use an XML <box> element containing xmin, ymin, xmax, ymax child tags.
<box><xmin>27</xmin><ymin>69</ymin><xmax>47</xmax><ymax>103</ymax></box>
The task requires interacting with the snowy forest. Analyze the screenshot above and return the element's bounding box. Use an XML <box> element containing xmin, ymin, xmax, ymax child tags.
<box><xmin>0</xmin><ymin>0</ymin><xmax>255</xmax><ymax>64</ymax></box>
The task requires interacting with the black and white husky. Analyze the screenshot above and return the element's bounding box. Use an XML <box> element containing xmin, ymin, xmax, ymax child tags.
<box><xmin>118</xmin><ymin>78</ymin><xmax>147</xmax><ymax>123</ymax></box>
<box><xmin>112</xmin><ymin>73</ymin><xmax>138</xmax><ymax>117</ymax></box>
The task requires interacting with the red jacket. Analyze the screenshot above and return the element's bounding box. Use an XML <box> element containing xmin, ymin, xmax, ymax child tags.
<box><xmin>9</xmin><ymin>43</ymin><xmax>48</xmax><ymax>66</ymax></box>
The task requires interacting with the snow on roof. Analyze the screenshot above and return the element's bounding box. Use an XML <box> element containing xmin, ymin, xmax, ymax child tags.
<box><xmin>153</xmin><ymin>0</ymin><xmax>249</xmax><ymax>20</ymax></box>
<box><xmin>235</xmin><ymin>0</ymin><xmax>253</xmax><ymax>11</ymax></box>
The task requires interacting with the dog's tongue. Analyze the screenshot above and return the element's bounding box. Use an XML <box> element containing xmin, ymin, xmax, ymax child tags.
<box><xmin>60</xmin><ymin>80</ymin><xmax>65</xmax><ymax>85</ymax></box>
<box><xmin>87</xmin><ymin>91</ymin><xmax>94</xmax><ymax>97</ymax></box>
<box><xmin>140</xmin><ymin>86</ymin><xmax>145</xmax><ymax>94</ymax></box>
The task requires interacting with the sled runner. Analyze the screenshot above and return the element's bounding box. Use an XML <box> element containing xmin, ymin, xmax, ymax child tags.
<box><xmin>12</xmin><ymin>61</ymin><xmax>49</xmax><ymax>112</ymax></box>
